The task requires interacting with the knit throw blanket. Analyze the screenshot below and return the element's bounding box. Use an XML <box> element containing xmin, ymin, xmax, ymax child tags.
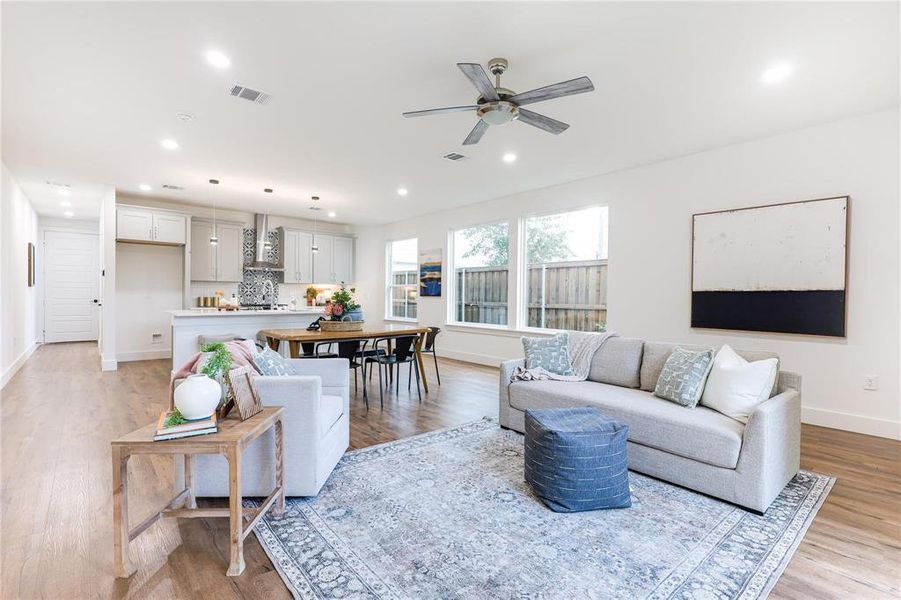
<box><xmin>511</xmin><ymin>331</ymin><xmax>617</xmax><ymax>382</ymax></box>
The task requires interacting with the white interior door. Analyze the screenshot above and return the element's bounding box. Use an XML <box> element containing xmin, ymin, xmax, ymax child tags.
<box><xmin>44</xmin><ymin>230</ymin><xmax>100</xmax><ymax>343</ymax></box>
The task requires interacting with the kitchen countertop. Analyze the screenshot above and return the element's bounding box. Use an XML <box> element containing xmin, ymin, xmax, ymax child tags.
<box><xmin>168</xmin><ymin>308</ymin><xmax>324</xmax><ymax>317</ymax></box>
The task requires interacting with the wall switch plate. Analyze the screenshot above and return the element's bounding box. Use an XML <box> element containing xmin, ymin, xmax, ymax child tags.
<box><xmin>863</xmin><ymin>375</ymin><xmax>879</xmax><ymax>391</ymax></box>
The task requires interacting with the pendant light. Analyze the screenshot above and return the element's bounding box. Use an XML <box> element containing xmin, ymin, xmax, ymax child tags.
<box><xmin>209</xmin><ymin>179</ymin><xmax>220</xmax><ymax>245</ymax></box>
<box><xmin>310</xmin><ymin>196</ymin><xmax>321</xmax><ymax>253</ymax></box>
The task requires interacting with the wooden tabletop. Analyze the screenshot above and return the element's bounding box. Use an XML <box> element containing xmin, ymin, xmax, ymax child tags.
<box><xmin>259</xmin><ymin>323</ymin><xmax>429</xmax><ymax>342</ymax></box>
<box><xmin>112</xmin><ymin>407</ymin><xmax>283</xmax><ymax>453</ymax></box>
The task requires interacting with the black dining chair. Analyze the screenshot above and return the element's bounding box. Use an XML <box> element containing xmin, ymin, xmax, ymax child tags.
<box><xmin>365</xmin><ymin>336</ymin><xmax>422</xmax><ymax>408</ymax></box>
<box><xmin>299</xmin><ymin>342</ymin><xmax>338</xmax><ymax>359</ymax></box>
<box><xmin>332</xmin><ymin>340</ymin><xmax>367</xmax><ymax>403</ymax></box>
<box><xmin>421</xmin><ymin>327</ymin><xmax>441</xmax><ymax>385</ymax></box>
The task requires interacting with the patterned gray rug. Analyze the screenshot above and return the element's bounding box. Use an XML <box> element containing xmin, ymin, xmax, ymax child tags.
<box><xmin>253</xmin><ymin>419</ymin><xmax>833</xmax><ymax>600</ymax></box>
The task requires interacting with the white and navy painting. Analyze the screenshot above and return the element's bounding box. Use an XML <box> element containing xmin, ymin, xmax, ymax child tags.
<box><xmin>691</xmin><ymin>196</ymin><xmax>848</xmax><ymax>337</ymax></box>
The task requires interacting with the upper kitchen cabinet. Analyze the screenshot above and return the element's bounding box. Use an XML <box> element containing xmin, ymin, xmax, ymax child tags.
<box><xmin>312</xmin><ymin>234</ymin><xmax>354</xmax><ymax>284</ymax></box>
<box><xmin>282</xmin><ymin>228</ymin><xmax>313</xmax><ymax>284</ymax></box>
<box><xmin>116</xmin><ymin>205</ymin><xmax>186</xmax><ymax>244</ymax></box>
<box><xmin>190</xmin><ymin>219</ymin><xmax>244</xmax><ymax>282</ymax></box>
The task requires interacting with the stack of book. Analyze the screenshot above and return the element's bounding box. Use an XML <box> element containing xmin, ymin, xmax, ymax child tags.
<box><xmin>154</xmin><ymin>411</ymin><xmax>219</xmax><ymax>441</ymax></box>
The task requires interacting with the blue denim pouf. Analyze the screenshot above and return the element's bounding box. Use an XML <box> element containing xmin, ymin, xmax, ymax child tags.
<box><xmin>524</xmin><ymin>407</ymin><xmax>631</xmax><ymax>512</ymax></box>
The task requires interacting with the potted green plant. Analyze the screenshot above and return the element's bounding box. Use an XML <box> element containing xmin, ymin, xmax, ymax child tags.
<box><xmin>304</xmin><ymin>286</ymin><xmax>319</xmax><ymax>307</ymax></box>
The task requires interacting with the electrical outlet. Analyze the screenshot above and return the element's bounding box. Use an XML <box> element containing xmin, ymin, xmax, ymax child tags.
<box><xmin>862</xmin><ymin>375</ymin><xmax>879</xmax><ymax>391</ymax></box>
<box><xmin>151</xmin><ymin>333</ymin><xmax>163</xmax><ymax>344</ymax></box>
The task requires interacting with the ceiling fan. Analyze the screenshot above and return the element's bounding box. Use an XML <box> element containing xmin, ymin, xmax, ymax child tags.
<box><xmin>403</xmin><ymin>58</ymin><xmax>594</xmax><ymax>146</ymax></box>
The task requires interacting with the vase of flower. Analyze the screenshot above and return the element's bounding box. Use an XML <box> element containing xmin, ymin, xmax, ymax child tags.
<box><xmin>320</xmin><ymin>284</ymin><xmax>364</xmax><ymax>331</ymax></box>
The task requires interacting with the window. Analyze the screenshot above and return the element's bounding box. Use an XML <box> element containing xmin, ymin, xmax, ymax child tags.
<box><xmin>386</xmin><ymin>238</ymin><xmax>418</xmax><ymax>320</ymax></box>
<box><xmin>523</xmin><ymin>207</ymin><xmax>608</xmax><ymax>332</ymax></box>
<box><xmin>452</xmin><ymin>222</ymin><xmax>509</xmax><ymax>325</ymax></box>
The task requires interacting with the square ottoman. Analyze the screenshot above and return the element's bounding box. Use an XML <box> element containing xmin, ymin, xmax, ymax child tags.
<box><xmin>524</xmin><ymin>407</ymin><xmax>631</xmax><ymax>512</ymax></box>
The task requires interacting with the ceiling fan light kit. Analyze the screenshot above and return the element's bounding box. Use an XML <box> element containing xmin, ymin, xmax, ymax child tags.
<box><xmin>403</xmin><ymin>58</ymin><xmax>594</xmax><ymax>146</ymax></box>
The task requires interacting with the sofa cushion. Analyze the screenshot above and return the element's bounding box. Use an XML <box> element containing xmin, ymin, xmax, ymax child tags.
<box><xmin>639</xmin><ymin>342</ymin><xmax>712</xmax><ymax>392</ymax></box>
<box><xmin>319</xmin><ymin>394</ymin><xmax>344</xmax><ymax>438</ymax></box>
<box><xmin>522</xmin><ymin>332</ymin><xmax>574</xmax><ymax>375</ymax></box>
<box><xmin>253</xmin><ymin>346</ymin><xmax>298</xmax><ymax>377</ymax></box>
<box><xmin>588</xmin><ymin>337</ymin><xmax>644</xmax><ymax>388</ymax></box>
<box><xmin>653</xmin><ymin>347</ymin><xmax>715</xmax><ymax>408</ymax></box>
<box><xmin>508</xmin><ymin>380</ymin><xmax>744</xmax><ymax>469</ymax></box>
<box><xmin>640</xmin><ymin>341</ymin><xmax>780</xmax><ymax>396</ymax></box>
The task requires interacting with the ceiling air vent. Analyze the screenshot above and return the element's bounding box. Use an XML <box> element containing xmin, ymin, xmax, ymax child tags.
<box><xmin>443</xmin><ymin>152</ymin><xmax>467</xmax><ymax>161</ymax></box>
<box><xmin>162</xmin><ymin>184</ymin><xmax>184</xmax><ymax>191</ymax></box>
<box><xmin>229</xmin><ymin>84</ymin><xmax>271</xmax><ymax>105</ymax></box>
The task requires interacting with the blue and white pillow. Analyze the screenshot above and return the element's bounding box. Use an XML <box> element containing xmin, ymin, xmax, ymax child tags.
<box><xmin>654</xmin><ymin>347</ymin><xmax>714</xmax><ymax>407</ymax></box>
<box><xmin>522</xmin><ymin>333</ymin><xmax>574</xmax><ymax>376</ymax></box>
<box><xmin>253</xmin><ymin>346</ymin><xmax>297</xmax><ymax>376</ymax></box>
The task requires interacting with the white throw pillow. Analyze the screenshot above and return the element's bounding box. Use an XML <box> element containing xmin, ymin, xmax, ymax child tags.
<box><xmin>700</xmin><ymin>345</ymin><xmax>778</xmax><ymax>424</ymax></box>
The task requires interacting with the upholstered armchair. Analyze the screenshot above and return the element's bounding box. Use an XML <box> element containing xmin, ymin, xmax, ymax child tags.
<box><xmin>175</xmin><ymin>358</ymin><xmax>350</xmax><ymax>497</ymax></box>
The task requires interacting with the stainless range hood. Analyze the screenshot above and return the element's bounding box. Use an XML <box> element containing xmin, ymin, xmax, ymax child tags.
<box><xmin>244</xmin><ymin>213</ymin><xmax>284</xmax><ymax>271</ymax></box>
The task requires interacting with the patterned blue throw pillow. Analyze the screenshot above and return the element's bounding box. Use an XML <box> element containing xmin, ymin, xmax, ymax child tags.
<box><xmin>654</xmin><ymin>347</ymin><xmax>715</xmax><ymax>407</ymax></box>
<box><xmin>522</xmin><ymin>333</ymin><xmax>574</xmax><ymax>376</ymax></box>
<box><xmin>253</xmin><ymin>346</ymin><xmax>297</xmax><ymax>376</ymax></box>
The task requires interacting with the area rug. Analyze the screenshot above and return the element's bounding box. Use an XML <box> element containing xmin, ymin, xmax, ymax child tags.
<box><xmin>253</xmin><ymin>419</ymin><xmax>833</xmax><ymax>600</ymax></box>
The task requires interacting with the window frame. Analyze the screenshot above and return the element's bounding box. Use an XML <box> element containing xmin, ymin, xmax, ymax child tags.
<box><xmin>385</xmin><ymin>237</ymin><xmax>419</xmax><ymax>323</ymax></box>
<box><xmin>446</xmin><ymin>219</ymin><xmax>514</xmax><ymax>329</ymax></box>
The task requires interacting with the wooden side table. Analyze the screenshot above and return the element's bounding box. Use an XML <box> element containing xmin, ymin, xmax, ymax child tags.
<box><xmin>111</xmin><ymin>406</ymin><xmax>285</xmax><ymax>577</ymax></box>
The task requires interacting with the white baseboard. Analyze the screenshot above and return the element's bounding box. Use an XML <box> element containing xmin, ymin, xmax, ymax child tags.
<box><xmin>1</xmin><ymin>342</ymin><xmax>39</xmax><ymax>390</ymax></box>
<box><xmin>101</xmin><ymin>354</ymin><xmax>118</xmax><ymax>371</ymax></box>
<box><xmin>802</xmin><ymin>407</ymin><xmax>900</xmax><ymax>441</ymax></box>
<box><xmin>438</xmin><ymin>348</ymin><xmax>509</xmax><ymax>368</ymax></box>
<box><xmin>117</xmin><ymin>349</ymin><xmax>172</xmax><ymax>363</ymax></box>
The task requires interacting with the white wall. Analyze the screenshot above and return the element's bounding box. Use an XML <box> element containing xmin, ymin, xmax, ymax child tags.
<box><xmin>1</xmin><ymin>163</ymin><xmax>40</xmax><ymax>387</ymax></box>
<box><xmin>354</xmin><ymin>108</ymin><xmax>900</xmax><ymax>440</ymax></box>
<box><xmin>99</xmin><ymin>186</ymin><xmax>117</xmax><ymax>370</ymax></box>
<box><xmin>116</xmin><ymin>242</ymin><xmax>183</xmax><ymax>361</ymax></box>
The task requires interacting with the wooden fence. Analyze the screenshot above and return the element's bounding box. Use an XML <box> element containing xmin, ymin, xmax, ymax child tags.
<box><xmin>455</xmin><ymin>259</ymin><xmax>608</xmax><ymax>331</ymax></box>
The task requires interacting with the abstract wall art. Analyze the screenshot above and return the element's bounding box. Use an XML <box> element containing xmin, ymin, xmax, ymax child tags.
<box><xmin>691</xmin><ymin>196</ymin><xmax>848</xmax><ymax>337</ymax></box>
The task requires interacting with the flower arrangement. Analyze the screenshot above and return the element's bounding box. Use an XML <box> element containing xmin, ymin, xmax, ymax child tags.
<box><xmin>304</xmin><ymin>285</ymin><xmax>319</xmax><ymax>306</ymax></box>
<box><xmin>323</xmin><ymin>283</ymin><xmax>360</xmax><ymax>321</ymax></box>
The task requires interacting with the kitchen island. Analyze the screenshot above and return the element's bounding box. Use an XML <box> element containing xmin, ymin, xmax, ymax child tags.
<box><xmin>168</xmin><ymin>308</ymin><xmax>323</xmax><ymax>369</ymax></box>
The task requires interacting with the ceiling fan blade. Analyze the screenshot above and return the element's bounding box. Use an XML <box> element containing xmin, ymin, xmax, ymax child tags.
<box><xmin>457</xmin><ymin>63</ymin><xmax>500</xmax><ymax>101</ymax></box>
<box><xmin>462</xmin><ymin>120</ymin><xmax>490</xmax><ymax>145</ymax></box>
<box><xmin>402</xmin><ymin>105</ymin><xmax>479</xmax><ymax>118</ymax></box>
<box><xmin>517</xmin><ymin>108</ymin><xmax>570</xmax><ymax>135</ymax></box>
<box><xmin>509</xmin><ymin>76</ymin><xmax>594</xmax><ymax>106</ymax></box>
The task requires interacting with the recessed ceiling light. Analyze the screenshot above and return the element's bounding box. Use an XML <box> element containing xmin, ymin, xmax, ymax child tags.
<box><xmin>397</xmin><ymin>188</ymin><xmax>409</xmax><ymax>196</ymax></box>
<box><xmin>58</xmin><ymin>188</ymin><xmax>70</xmax><ymax>196</ymax></box>
<box><xmin>64</xmin><ymin>211</ymin><xmax>74</xmax><ymax>218</ymax></box>
<box><xmin>502</xmin><ymin>152</ymin><xmax>517</xmax><ymax>163</ymax></box>
<box><xmin>160</xmin><ymin>138</ymin><xmax>179</xmax><ymax>150</ymax></box>
<box><xmin>328</xmin><ymin>211</ymin><xmax>337</xmax><ymax>218</ymax></box>
<box><xmin>60</xmin><ymin>200</ymin><xmax>72</xmax><ymax>207</ymax></box>
<box><xmin>760</xmin><ymin>62</ymin><xmax>793</xmax><ymax>84</ymax></box>
<box><xmin>139</xmin><ymin>184</ymin><xmax>152</xmax><ymax>191</ymax></box>
<box><xmin>205</xmin><ymin>50</ymin><xmax>231</xmax><ymax>69</ymax></box>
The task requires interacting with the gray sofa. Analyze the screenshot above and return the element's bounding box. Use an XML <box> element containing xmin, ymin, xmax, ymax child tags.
<box><xmin>499</xmin><ymin>338</ymin><xmax>801</xmax><ymax>512</ymax></box>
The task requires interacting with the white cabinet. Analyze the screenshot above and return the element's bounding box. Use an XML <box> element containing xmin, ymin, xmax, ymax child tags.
<box><xmin>117</xmin><ymin>206</ymin><xmax>186</xmax><ymax>244</ymax></box>
<box><xmin>153</xmin><ymin>213</ymin><xmax>187</xmax><ymax>244</ymax></box>
<box><xmin>311</xmin><ymin>234</ymin><xmax>354</xmax><ymax>284</ymax></box>
<box><xmin>216</xmin><ymin>223</ymin><xmax>244</xmax><ymax>282</ymax></box>
<box><xmin>190</xmin><ymin>221</ymin><xmax>217</xmax><ymax>281</ymax></box>
<box><xmin>190</xmin><ymin>220</ymin><xmax>244</xmax><ymax>282</ymax></box>
<box><xmin>116</xmin><ymin>207</ymin><xmax>154</xmax><ymax>242</ymax></box>
<box><xmin>333</xmin><ymin>236</ymin><xmax>354</xmax><ymax>284</ymax></box>
<box><xmin>282</xmin><ymin>229</ymin><xmax>313</xmax><ymax>284</ymax></box>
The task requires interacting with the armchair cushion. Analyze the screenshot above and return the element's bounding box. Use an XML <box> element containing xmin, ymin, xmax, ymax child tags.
<box><xmin>253</xmin><ymin>346</ymin><xmax>297</xmax><ymax>376</ymax></box>
<box><xmin>319</xmin><ymin>394</ymin><xmax>344</xmax><ymax>437</ymax></box>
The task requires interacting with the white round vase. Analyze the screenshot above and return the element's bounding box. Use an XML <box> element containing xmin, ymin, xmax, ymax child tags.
<box><xmin>174</xmin><ymin>374</ymin><xmax>222</xmax><ymax>420</ymax></box>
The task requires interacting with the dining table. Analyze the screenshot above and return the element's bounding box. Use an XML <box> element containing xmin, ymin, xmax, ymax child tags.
<box><xmin>258</xmin><ymin>323</ymin><xmax>432</xmax><ymax>393</ymax></box>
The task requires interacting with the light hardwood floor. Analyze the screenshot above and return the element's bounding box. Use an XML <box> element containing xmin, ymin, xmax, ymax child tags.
<box><xmin>1</xmin><ymin>342</ymin><xmax>898</xmax><ymax>599</ymax></box>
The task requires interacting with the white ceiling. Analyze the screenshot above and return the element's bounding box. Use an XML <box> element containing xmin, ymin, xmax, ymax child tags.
<box><xmin>2</xmin><ymin>2</ymin><xmax>898</xmax><ymax>224</ymax></box>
